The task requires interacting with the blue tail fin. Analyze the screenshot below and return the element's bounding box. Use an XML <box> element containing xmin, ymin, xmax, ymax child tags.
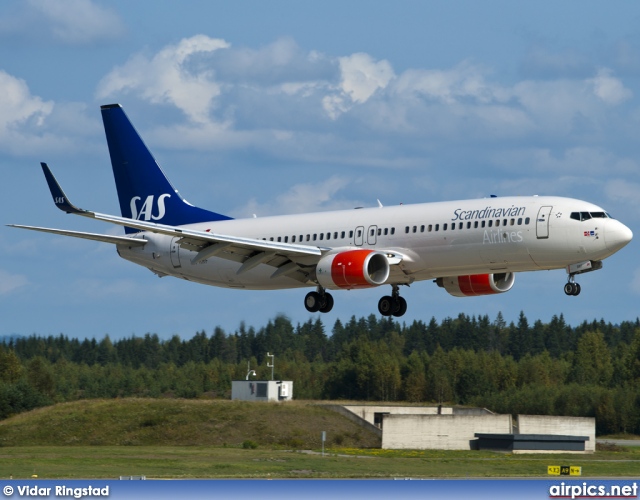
<box><xmin>101</xmin><ymin>104</ymin><xmax>232</xmax><ymax>234</ymax></box>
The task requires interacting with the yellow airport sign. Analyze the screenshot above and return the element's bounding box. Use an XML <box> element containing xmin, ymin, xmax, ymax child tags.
<box><xmin>548</xmin><ymin>466</ymin><xmax>581</xmax><ymax>476</ymax></box>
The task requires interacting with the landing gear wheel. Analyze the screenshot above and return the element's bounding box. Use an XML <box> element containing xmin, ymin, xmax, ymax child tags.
<box><xmin>304</xmin><ymin>291</ymin><xmax>321</xmax><ymax>312</ymax></box>
<box><xmin>319</xmin><ymin>293</ymin><xmax>334</xmax><ymax>313</ymax></box>
<box><xmin>392</xmin><ymin>296</ymin><xmax>407</xmax><ymax>317</ymax></box>
<box><xmin>564</xmin><ymin>282</ymin><xmax>581</xmax><ymax>296</ymax></box>
<box><xmin>378</xmin><ymin>296</ymin><xmax>394</xmax><ymax>316</ymax></box>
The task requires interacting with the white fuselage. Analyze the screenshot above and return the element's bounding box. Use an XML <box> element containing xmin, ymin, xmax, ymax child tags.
<box><xmin>117</xmin><ymin>195</ymin><xmax>632</xmax><ymax>290</ymax></box>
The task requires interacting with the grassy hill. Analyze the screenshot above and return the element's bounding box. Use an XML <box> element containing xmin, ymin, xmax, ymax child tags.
<box><xmin>0</xmin><ymin>398</ymin><xmax>380</xmax><ymax>448</ymax></box>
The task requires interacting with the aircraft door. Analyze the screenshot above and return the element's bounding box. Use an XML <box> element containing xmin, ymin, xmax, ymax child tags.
<box><xmin>367</xmin><ymin>225</ymin><xmax>378</xmax><ymax>245</ymax></box>
<box><xmin>354</xmin><ymin>226</ymin><xmax>364</xmax><ymax>246</ymax></box>
<box><xmin>536</xmin><ymin>206</ymin><xmax>553</xmax><ymax>239</ymax></box>
<box><xmin>170</xmin><ymin>237</ymin><xmax>182</xmax><ymax>268</ymax></box>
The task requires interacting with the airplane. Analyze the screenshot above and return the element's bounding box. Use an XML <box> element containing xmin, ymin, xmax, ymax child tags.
<box><xmin>8</xmin><ymin>104</ymin><xmax>633</xmax><ymax>317</ymax></box>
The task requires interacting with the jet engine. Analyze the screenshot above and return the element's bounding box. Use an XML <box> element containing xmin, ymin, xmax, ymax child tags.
<box><xmin>316</xmin><ymin>249</ymin><xmax>390</xmax><ymax>290</ymax></box>
<box><xmin>436</xmin><ymin>272</ymin><xmax>515</xmax><ymax>297</ymax></box>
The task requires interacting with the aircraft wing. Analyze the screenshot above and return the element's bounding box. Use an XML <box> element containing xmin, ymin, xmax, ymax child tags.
<box><xmin>14</xmin><ymin>163</ymin><xmax>324</xmax><ymax>281</ymax></box>
<box><xmin>6</xmin><ymin>224</ymin><xmax>147</xmax><ymax>246</ymax></box>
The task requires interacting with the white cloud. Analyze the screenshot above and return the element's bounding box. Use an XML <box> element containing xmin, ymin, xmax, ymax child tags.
<box><xmin>338</xmin><ymin>53</ymin><xmax>394</xmax><ymax>103</ymax></box>
<box><xmin>0</xmin><ymin>269</ymin><xmax>28</xmax><ymax>295</ymax></box>
<box><xmin>97</xmin><ymin>35</ymin><xmax>231</xmax><ymax>124</ymax></box>
<box><xmin>322</xmin><ymin>53</ymin><xmax>394</xmax><ymax>119</ymax></box>
<box><xmin>238</xmin><ymin>176</ymin><xmax>357</xmax><ymax>216</ymax></box>
<box><xmin>0</xmin><ymin>0</ymin><xmax>124</xmax><ymax>44</ymax></box>
<box><xmin>605</xmin><ymin>179</ymin><xmax>640</xmax><ymax>210</ymax></box>
<box><xmin>393</xmin><ymin>62</ymin><xmax>504</xmax><ymax>104</ymax></box>
<box><xmin>587</xmin><ymin>68</ymin><xmax>633</xmax><ymax>105</ymax></box>
<box><xmin>493</xmin><ymin>148</ymin><xmax>639</xmax><ymax>177</ymax></box>
<box><xmin>0</xmin><ymin>70</ymin><xmax>54</xmax><ymax>153</ymax></box>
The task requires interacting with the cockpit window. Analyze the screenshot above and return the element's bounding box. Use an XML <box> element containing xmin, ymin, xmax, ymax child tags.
<box><xmin>570</xmin><ymin>211</ymin><xmax>611</xmax><ymax>221</ymax></box>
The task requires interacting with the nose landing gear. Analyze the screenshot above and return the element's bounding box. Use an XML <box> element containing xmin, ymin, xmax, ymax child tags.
<box><xmin>564</xmin><ymin>278</ymin><xmax>581</xmax><ymax>296</ymax></box>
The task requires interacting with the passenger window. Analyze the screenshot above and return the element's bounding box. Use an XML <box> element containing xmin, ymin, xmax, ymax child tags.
<box><xmin>488</xmin><ymin>220</ymin><xmax>493</xmax><ymax>227</ymax></box>
<box><xmin>341</xmin><ymin>231</ymin><xmax>346</xmax><ymax>238</ymax></box>
<box><xmin>451</xmin><ymin>223</ymin><xmax>456</xmax><ymax>231</ymax></box>
<box><xmin>391</xmin><ymin>228</ymin><xmax>395</xmax><ymax>235</ymax></box>
<box><xmin>467</xmin><ymin>222</ymin><xmax>471</xmax><ymax>229</ymax></box>
<box><xmin>459</xmin><ymin>222</ymin><xmax>463</xmax><ymax>229</ymax></box>
<box><xmin>277</xmin><ymin>237</ymin><xmax>282</xmax><ymax>242</ymax></box>
<box><xmin>525</xmin><ymin>217</ymin><xmax>530</xmax><ymax>224</ymax></box>
<box><xmin>474</xmin><ymin>221</ymin><xmax>478</xmax><ymax>228</ymax></box>
<box><xmin>428</xmin><ymin>224</ymin><xmax>433</xmax><ymax>232</ymax></box>
<box><xmin>412</xmin><ymin>226</ymin><xmax>417</xmax><ymax>233</ymax></box>
<box><xmin>481</xmin><ymin>221</ymin><xmax>485</xmax><ymax>228</ymax></box>
<box><xmin>313</xmin><ymin>234</ymin><xmax>317</xmax><ymax>241</ymax></box>
<box><xmin>349</xmin><ymin>230</ymin><xmax>354</xmax><ymax>238</ymax></box>
<box><xmin>496</xmin><ymin>220</ymin><xmax>500</xmax><ymax>227</ymax></box>
<box><xmin>269</xmin><ymin>237</ymin><xmax>274</xmax><ymax>241</ymax></box>
<box><xmin>306</xmin><ymin>235</ymin><xmax>310</xmax><ymax>241</ymax></box>
<box><xmin>377</xmin><ymin>228</ymin><xmax>382</xmax><ymax>236</ymax></box>
<box><xmin>517</xmin><ymin>218</ymin><xmax>522</xmax><ymax>225</ymax></box>
<box><xmin>435</xmin><ymin>224</ymin><xmax>439</xmax><ymax>231</ymax></box>
<box><xmin>420</xmin><ymin>225</ymin><xmax>425</xmax><ymax>232</ymax></box>
<box><xmin>334</xmin><ymin>232</ymin><xmax>339</xmax><ymax>239</ymax></box>
<box><xmin>319</xmin><ymin>233</ymin><xmax>324</xmax><ymax>240</ymax></box>
<box><xmin>384</xmin><ymin>228</ymin><xmax>388</xmax><ymax>236</ymax></box>
<box><xmin>443</xmin><ymin>223</ymin><xmax>448</xmax><ymax>230</ymax></box>
<box><xmin>357</xmin><ymin>229</ymin><xmax>362</xmax><ymax>237</ymax></box>
<box><xmin>405</xmin><ymin>226</ymin><xmax>410</xmax><ymax>234</ymax></box>
<box><xmin>284</xmin><ymin>236</ymin><xmax>288</xmax><ymax>243</ymax></box>
<box><xmin>327</xmin><ymin>233</ymin><xmax>331</xmax><ymax>240</ymax></box>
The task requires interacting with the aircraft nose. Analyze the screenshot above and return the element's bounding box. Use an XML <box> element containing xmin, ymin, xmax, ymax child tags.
<box><xmin>605</xmin><ymin>221</ymin><xmax>633</xmax><ymax>253</ymax></box>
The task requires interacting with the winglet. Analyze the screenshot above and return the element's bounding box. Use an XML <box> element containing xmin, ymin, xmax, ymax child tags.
<box><xmin>40</xmin><ymin>162</ymin><xmax>87</xmax><ymax>215</ymax></box>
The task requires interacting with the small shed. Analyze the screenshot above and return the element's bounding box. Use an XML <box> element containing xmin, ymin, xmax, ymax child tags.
<box><xmin>231</xmin><ymin>380</ymin><xmax>293</xmax><ymax>402</ymax></box>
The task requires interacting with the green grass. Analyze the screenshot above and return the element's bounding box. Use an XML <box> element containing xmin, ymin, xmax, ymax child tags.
<box><xmin>1</xmin><ymin>446</ymin><xmax>639</xmax><ymax>479</ymax></box>
<box><xmin>0</xmin><ymin>399</ymin><xmax>639</xmax><ymax>479</ymax></box>
<box><xmin>0</xmin><ymin>399</ymin><xmax>380</xmax><ymax>448</ymax></box>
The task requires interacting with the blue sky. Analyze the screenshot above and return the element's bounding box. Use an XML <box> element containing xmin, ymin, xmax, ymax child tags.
<box><xmin>1</xmin><ymin>0</ymin><xmax>639</xmax><ymax>340</ymax></box>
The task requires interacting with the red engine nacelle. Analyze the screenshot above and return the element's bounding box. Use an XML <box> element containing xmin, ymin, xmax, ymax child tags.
<box><xmin>316</xmin><ymin>249</ymin><xmax>390</xmax><ymax>290</ymax></box>
<box><xmin>436</xmin><ymin>272</ymin><xmax>515</xmax><ymax>297</ymax></box>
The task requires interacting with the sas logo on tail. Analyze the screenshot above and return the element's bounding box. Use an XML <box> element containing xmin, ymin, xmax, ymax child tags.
<box><xmin>130</xmin><ymin>194</ymin><xmax>171</xmax><ymax>221</ymax></box>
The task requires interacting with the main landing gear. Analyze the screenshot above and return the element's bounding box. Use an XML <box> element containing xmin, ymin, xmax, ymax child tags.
<box><xmin>304</xmin><ymin>287</ymin><xmax>334</xmax><ymax>313</ymax></box>
<box><xmin>303</xmin><ymin>284</ymin><xmax>408</xmax><ymax>317</ymax></box>
<box><xmin>378</xmin><ymin>284</ymin><xmax>407</xmax><ymax>317</ymax></box>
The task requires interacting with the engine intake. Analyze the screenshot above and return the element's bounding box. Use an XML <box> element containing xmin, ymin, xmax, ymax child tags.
<box><xmin>316</xmin><ymin>249</ymin><xmax>390</xmax><ymax>290</ymax></box>
<box><xmin>436</xmin><ymin>272</ymin><xmax>515</xmax><ymax>297</ymax></box>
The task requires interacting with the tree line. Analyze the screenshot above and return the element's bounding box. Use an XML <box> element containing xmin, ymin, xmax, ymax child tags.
<box><xmin>1</xmin><ymin>312</ymin><xmax>639</xmax><ymax>436</ymax></box>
